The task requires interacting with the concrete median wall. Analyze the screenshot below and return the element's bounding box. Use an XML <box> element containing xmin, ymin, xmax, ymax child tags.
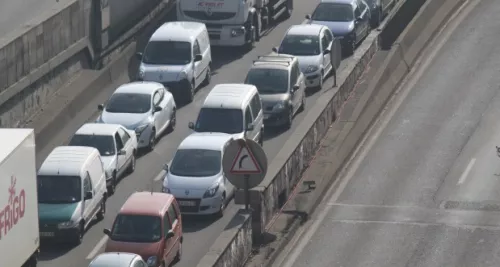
<box><xmin>0</xmin><ymin>0</ymin><xmax>174</xmax><ymax>128</ymax></box>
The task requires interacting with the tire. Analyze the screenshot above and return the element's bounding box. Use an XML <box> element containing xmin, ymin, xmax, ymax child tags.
<box><xmin>258</xmin><ymin>130</ymin><xmax>264</xmax><ymax>146</ymax></box>
<box><xmin>298</xmin><ymin>94</ymin><xmax>305</xmax><ymax>113</ymax></box>
<box><xmin>74</xmin><ymin>222</ymin><xmax>84</xmax><ymax>245</ymax></box>
<box><xmin>216</xmin><ymin>193</ymin><xmax>226</xmax><ymax>218</ymax></box>
<box><xmin>127</xmin><ymin>153</ymin><xmax>136</xmax><ymax>174</ymax></box>
<box><xmin>174</xmin><ymin>240</ymin><xmax>183</xmax><ymax>263</ymax></box>
<box><xmin>107</xmin><ymin>172</ymin><xmax>117</xmax><ymax>195</ymax></box>
<box><xmin>284</xmin><ymin>108</ymin><xmax>293</xmax><ymax>129</ymax></box>
<box><xmin>370</xmin><ymin>8</ymin><xmax>382</xmax><ymax>28</ymax></box>
<box><xmin>148</xmin><ymin>129</ymin><xmax>156</xmax><ymax>151</ymax></box>
<box><xmin>96</xmin><ymin>200</ymin><xmax>106</xmax><ymax>221</ymax></box>
<box><xmin>185</xmin><ymin>81</ymin><xmax>195</xmax><ymax>103</ymax></box>
<box><xmin>345</xmin><ymin>39</ymin><xmax>356</xmax><ymax>56</ymax></box>
<box><xmin>283</xmin><ymin>0</ymin><xmax>293</xmax><ymax>19</ymax></box>
<box><xmin>317</xmin><ymin>71</ymin><xmax>324</xmax><ymax>90</ymax></box>
<box><xmin>167</xmin><ymin>108</ymin><xmax>176</xmax><ymax>133</ymax></box>
<box><xmin>202</xmin><ymin>65</ymin><xmax>211</xmax><ymax>87</ymax></box>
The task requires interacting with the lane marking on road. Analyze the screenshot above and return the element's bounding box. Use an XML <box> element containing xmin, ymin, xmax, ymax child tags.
<box><xmin>154</xmin><ymin>170</ymin><xmax>166</xmax><ymax>181</ymax></box>
<box><xmin>458</xmin><ymin>158</ymin><xmax>476</xmax><ymax>185</ymax></box>
<box><xmin>86</xmin><ymin>236</ymin><xmax>109</xmax><ymax>260</ymax></box>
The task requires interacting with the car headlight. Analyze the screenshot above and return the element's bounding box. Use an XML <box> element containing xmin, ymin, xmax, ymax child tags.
<box><xmin>177</xmin><ymin>71</ymin><xmax>188</xmax><ymax>81</ymax></box>
<box><xmin>203</xmin><ymin>183</ymin><xmax>220</xmax><ymax>198</ymax></box>
<box><xmin>146</xmin><ymin>256</ymin><xmax>157</xmax><ymax>266</ymax></box>
<box><xmin>231</xmin><ymin>27</ymin><xmax>245</xmax><ymax>37</ymax></box>
<box><xmin>135</xmin><ymin>124</ymin><xmax>149</xmax><ymax>134</ymax></box>
<box><xmin>304</xmin><ymin>65</ymin><xmax>319</xmax><ymax>73</ymax></box>
<box><xmin>273</xmin><ymin>102</ymin><xmax>286</xmax><ymax>111</ymax></box>
<box><xmin>58</xmin><ymin>221</ymin><xmax>77</xmax><ymax>229</ymax></box>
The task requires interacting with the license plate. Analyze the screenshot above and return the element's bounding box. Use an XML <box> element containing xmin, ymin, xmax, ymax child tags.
<box><xmin>178</xmin><ymin>200</ymin><xmax>196</xmax><ymax>206</ymax></box>
<box><xmin>40</xmin><ymin>232</ymin><xmax>54</xmax><ymax>237</ymax></box>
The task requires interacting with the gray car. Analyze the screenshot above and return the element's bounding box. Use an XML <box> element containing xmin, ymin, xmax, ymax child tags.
<box><xmin>306</xmin><ymin>0</ymin><xmax>371</xmax><ymax>55</ymax></box>
<box><xmin>244</xmin><ymin>54</ymin><xmax>306</xmax><ymax>129</ymax></box>
<box><xmin>364</xmin><ymin>0</ymin><xmax>397</xmax><ymax>27</ymax></box>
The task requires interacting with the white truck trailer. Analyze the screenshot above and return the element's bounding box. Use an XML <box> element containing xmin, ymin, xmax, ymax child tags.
<box><xmin>0</xmin><ymin>129</ymin><xmax>39</xmax><ymax>267</ymax></box>
<box><xmin>177</xmin><ymin>0</ymin><xmax>293</xmax><ymax>47</ymax></box>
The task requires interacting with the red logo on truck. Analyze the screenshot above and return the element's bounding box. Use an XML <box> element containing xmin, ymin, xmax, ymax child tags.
<box><xmin>0</xmin><ymin>176</ymin><xmax>26</xmax><ymax>240</ymax></box>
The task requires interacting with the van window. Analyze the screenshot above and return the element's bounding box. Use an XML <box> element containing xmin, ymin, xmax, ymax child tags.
<box><xmin>83</xmin><ymin>172</ymin><xmax>92</xmax><ymax>193</ymax></box>
<box><xmin>37</xmin><ymin>175</ymin><xmax>81</xmax><ymax>203</ymax></box>
<box><xmin>193</xmin><ymin>40</ymin><xmax>201</xmax><ymax>55</ymax></box>
<box><xmin>195</xmin><ymin>108</ymin><xmax>243</xmax><ymax>134</ymax></box>
<box><xmin>245</xmin><ymin>107</ymin><xmax>253</xmax><ymax>126</ymax></box>
<box><xmin>115</xmin><ymin>133</ymin><xmax>124</xmax><ymax>151</ymax></box>
<box><xmin>143</xmin><ymin>41</ymin><xmax>191</xmax><ymax>65</ymax></box>
<box><xmin>163</xmin><ymin>212</ymin><xmax>172</xmax><ymax>233</ymax></box>
<box><xmin>117</xmin><ymin>127</ymin><xmax>130</xmax><ymax>145</ymax></box>
<box><xmin>250</xmin><ymin>94</ymin><xmax>261</xmax><ymax>119</ymax></box>
<box><xmin>167</xmin><ymin>204</ymin><xmax>179</xmax><ymax>225</ymax></box>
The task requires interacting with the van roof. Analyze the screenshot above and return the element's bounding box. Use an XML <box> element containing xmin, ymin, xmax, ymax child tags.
<box><xmin>0</xmin><ymin>129</ymin><xmax>33</xmax><ymax>165</ymax></box>
<box><xmin>89</xmin><ymin>252</ymin><xmax>138</xmax><ymax>267</ymax></box>
<box><xmin>178</xmin><ymin>132</ymin><xmax>232</xmax><ymax>151</ymax></box>
<box><xmin>150</xmin><ymin>21</ymin><xmax>206</xmax><ymax>43</ymax></box>
<box><xmin>287</xmin><ymin>24</ymin><xmax>324</xmax><ymax>36</ymax></box>
<box><xmin>202</xmin><ymin>83</ymin><xmax>257</xmax><ymax>110</ymax></box>
<box><xmin>38</xmin><ymin>146</ymin><xmax>99</xmax><ymax>176</ymax></box>
<box><xmin>115</xmin><ymin>82</ymin><xmax>161</xmax><ymax>95</ymax></box>
<box><xmin>76</xmin><ymin>123</ymin><xmax>122</xmax><ymax>136</ymax></box>
<box><xmin>119</xmin><ymin>192</ymin><xmax>175</xmax><ymax>217</ymax></box>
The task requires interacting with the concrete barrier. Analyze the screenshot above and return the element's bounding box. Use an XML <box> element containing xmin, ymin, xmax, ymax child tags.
<box><xmin>0</xmin><ymin>0</ymin><xmax>174</xmax><ymax>129</ymax></box>
<box><xmin>196</xmin><ymin>210</ymin><xmax>253</xmax><ymax>267</ymax></box>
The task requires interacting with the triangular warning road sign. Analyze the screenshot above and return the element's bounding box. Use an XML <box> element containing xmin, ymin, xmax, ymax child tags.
<box><xmin>230</xmin><ymin>145</ymin><xmax>261</xmax><ymax>174</ymax></box>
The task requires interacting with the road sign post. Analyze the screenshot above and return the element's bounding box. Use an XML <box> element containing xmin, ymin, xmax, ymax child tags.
<box><xmin>222</xmin><ymin>138</ymin><xmax>268</xmax><ymax>210</ymax></box>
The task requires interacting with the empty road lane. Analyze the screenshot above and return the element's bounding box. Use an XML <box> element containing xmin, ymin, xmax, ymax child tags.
<box><xmin>278</xmin><ymin>0</ymin><xmax>500</xmax><ymax>266</ymax></box>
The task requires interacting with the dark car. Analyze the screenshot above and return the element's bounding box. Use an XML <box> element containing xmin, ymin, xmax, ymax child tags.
<box><xmin>364</xmin><ymin>0</ymin><xmax>397</xmax><ymax>27</ymax></box>
<box><xmin>306</xmin><ymin>0</ymin><xmax>371</xmax><ymax>55</ymax></box>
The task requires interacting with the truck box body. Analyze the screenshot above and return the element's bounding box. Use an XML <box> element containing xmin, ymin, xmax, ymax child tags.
<box><xmin>0</xmin><ymin>129</ymin><xmax>39</xmax><ymax>267</ymax></box>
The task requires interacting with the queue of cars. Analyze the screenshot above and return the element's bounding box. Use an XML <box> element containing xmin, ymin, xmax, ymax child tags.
<box><xmin>34</xmin><ymin>0</ymin><xmax>398</xmax><ymax>266</ymax></box>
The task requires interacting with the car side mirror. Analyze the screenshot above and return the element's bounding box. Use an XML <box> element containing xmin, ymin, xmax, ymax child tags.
<box><xmin>323</xmin><ymin>49</ymin><xmax>330</xmax><ymax>54</ymax></box>
<box><xmin>165</xmin><ymin>230</ymin><xmax>175</xmax><ymax>239</ymax></box>
<box><xmin>98</xmin><ymin>104</ymin><xmax>104</xmax><ymax>111</ymax></box>
<box><xmin>154</xmin><ymin>106</ymin><xmax>162</xmax><ymax>113</ymax></box>
<box><xmin>246</xmin><ymin>123</ymin><xmax>254</xmax><ymax>131</ymax></box>
<box><xmin>305</xmin><ymin>14</ymin><xmax>311</xmax><ymax>19</ymax></box>
<box><xmin>84</xmin><ymin>191</ymin><xmax>93</xmax><ymax>200</ymax></box>
<box><xmin>163</xmin><ymin>163</ymin><xmax>169</xmax><ymax>172</ymax></box>
<box><xmin>194</xmin><ymin>54</ymin><xmax>203</xmax><ymax>62</ymax></box>
<box><xmin>188</xmin><ymin>122</ymin><xmax>195</xmax><ymax>129</ymax></box>
<box><xmin>272</xmin><ymin>47</ymin><xmax>278</xmax><ymax>53</ymax></box>
<box><xmin>103</xmin><ymin>228</ymin><xmax>111</xmax><ymax>236</ymax></box>
<box><xmin>118</xmin><ymin>149</ymin><xmax>126</xmax><ymax>155</ymax></box>
<box><xmin>136</xmin><ymin>52</ymin><xmax>143</xmax><ymax>60</ymax></box>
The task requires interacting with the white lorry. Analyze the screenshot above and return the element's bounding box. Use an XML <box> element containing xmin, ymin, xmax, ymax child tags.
<box><xmin>0</xmin><ymin>129</ymin><xmax>40</xmax><ymax>267</ymax></box>
<box><xmin>177</xmin><ymin>0</ymin><xmax>293</xmax><ymax>47</ymax></box>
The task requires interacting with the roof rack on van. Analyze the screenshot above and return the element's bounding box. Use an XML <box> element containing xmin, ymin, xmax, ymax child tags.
<box><xmin>257</xmin><ymin>55</ymin><xmax>294</xmax><ymax>61</ymax></box>
<box><xmin>253</xmin><ymin>55</ymin><xmax>294</xmax><ymax>66</ymax></box>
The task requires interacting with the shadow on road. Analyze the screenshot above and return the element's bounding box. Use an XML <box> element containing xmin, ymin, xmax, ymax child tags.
<box><xmin>182</xmin><ymin>215</ymin><xmax>218</xmax><ymax>233</ymax></box>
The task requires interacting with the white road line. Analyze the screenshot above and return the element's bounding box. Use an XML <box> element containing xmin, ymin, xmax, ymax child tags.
<box><xmin>458</xmin><ymin>158</ymin><xmax>476</xmax><ymax>185</ymax></box>
<box><xmin>86</xmin><ymin>236</ymin><xmax>108</xmax><ymax>260</ymax></box>
<box><xmin>154</xmin><ymin>170</ymin><xmax>166</xmax><ymax>181</ymax></box>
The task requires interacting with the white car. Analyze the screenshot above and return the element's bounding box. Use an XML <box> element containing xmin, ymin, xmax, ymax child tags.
<box><xmin>68</xmin><ymin>123</ymin><xmax>138</xmax><ymax>194</ymax></box>
<box><xmin>273</xmin><ymin>24</ymin><xmax>336</xmax><ymax>89</ymax></box>
<box><xmin>88</xmin><ymin>252</ymin><xmax>148</xmax><ymax>267</ymax></box>
<box><xmin>96</xmin><ymin>81</ymin><xmax>177</xmax><ymax>151</ymax></box>
<box><xmin>162</xmin><ymin>132</ymin><xmax>235</xmax><ymax>216</ymax></box>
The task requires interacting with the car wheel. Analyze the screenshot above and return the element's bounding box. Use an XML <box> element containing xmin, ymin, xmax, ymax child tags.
<box><xmin>346</xmin><ymin>39</ymin><xmax>356</xmax><ymax>55</ymax></box>
<box><xmin>107</xmin><ymin>172</ymin><xmax>117</xmax><ymax>195</ymax></box>
<box><xmin>216</xmin><ymin>193</ymin><xmax>226</xmax><ymax>218</ymax></box>
<box><xmin>148</xmin><ymin>129</ymin><xmax>156</xmax><ymax>151</ymax></box>
<box><xmin>185</xmin><ymin>81</ymin><xmax>195</xmax><ymax>103</ymax></box>
<box><xmin>370</xmin><ymin>7</ymin><xmax>381</xmax><ymax>28</ymax></box>
<box><xmin>96</xmin><ymin>200</ymin><xmax>106</xmax><ymax>221</ymax></box>
<box><xmin>285</xmin><ymin>108</ymin><xmax>293</xmax><ymax>129</ymax></box>
<box><xmin>174</xmin><ymin>240</ymin><xmax>183</xmax><ymax>263</ymax></box>
<box><xmin>74</xmin><ymin>222</ymin><xmax>84</xmax><ymax>245</ymax></box>
<box><xmin>202</xmin><ymin>65</ymin><xmax>211</xmax><ymax>86</ymax></box>
<box><xmin>167</xmin><ymin>108</ymin><xmax>176</xmax><ymax>133</ymax></box>
<box><xmin>127</xmin><ymin>153</ymin><xmax>136</xmax><ymax>174</ymax></box>
<box><xmin>317</xmin><ymin>71</ymin><xmax>324</xmax><ymax>90</ymax></box>
<box><xmin>259</xmin><ymin>130</ymin><xmax>264</xmax><ymax>146</ymax></box>
<box><xmin>298</xmin><ymin>94</ymin><xmax>305</xmax><ymax>113</ymax></box>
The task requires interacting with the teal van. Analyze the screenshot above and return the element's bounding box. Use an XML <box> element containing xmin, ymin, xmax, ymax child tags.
<box><xmin>37</xmin><ymin>146</ymin><xmax>108</xmax><ymax>245</ymax></box>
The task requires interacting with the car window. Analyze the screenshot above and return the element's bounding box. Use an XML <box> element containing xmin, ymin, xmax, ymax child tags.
<box><xmin>83</xmin><ymin>172</ymin><xmax>92</xmax><ymax>193</ymax></box>
<box><xmin>324</xmin><ymin>29</ymin><xmax>334</xmax><ymax>42</ymax></box>
<box><xmin>163</xmin><ymin>211</ymin><xmax>172</xmax><ymax>233</ymax></box>
<box><xmin>290</xmin><ymin>66</ymin><xmax>297</xmax><ymax>88</ymax></box>
<box><xmin>167</xmin><ymin>204</ymin><xmax>179</xmax><ymax>226</ymax></box>
<box><xmin>169</xmin><ymin>149</ymin><xmax>222</xmax><ymax>177</ymax></box>
<box><xmin>193</xmin><ymin>40</ymin><xmax>201</xmax><ymax>55</ymax></box>
<box><xmin>250</xmin><ymin>94</ymin><xmax>261</xmax><ymax>118</ymax></box>
<box><xmin>118</xmin><ymin>128</ymin><xmax>130</xmax><ymax>145</ymax></box>
<box><xmin>354</xmin><ymin>6</ymin><xmax>361</xmax><ymax>17</ymax></box>
<box><xmin>321</xmin><ymin>34</ymin><xmax>329</xmax><ymax>51</ymax></box>
<box><xmin>152</xmin><ymin>91</ymin><xmax>161</xmax><ymax>106</ymax></box>
<box><xmin>68</xmin><ymin>134</ymin><xmax>116</xmax><ymax>156</ymax></box>
<box><xmin>132</xmin><ymin>259</ymin><xmax>147</xmax><ymax>267</ymax></box>
<box><xmin>358</xmin><ymin>0</ymin><xmax>368</xmax><ymax>11</ymax></box>
<box><xmin>195</xmin><ymin>108</ymin><xmax>243</xmax><ymax>134</ymax></box>
<box><xmin>245</xmin><ymin>107</ymin><xmax>253</xmax><ymax>125</ymax></box>
<box><xmin>115</xmin><ymin>133</ymin><xmax>124</xmax><ymax>151</ymax></box>
<box><xmin>293</xmin><ymin>63</ymin><xmax>301</xmax><ymax>82</ymax></box>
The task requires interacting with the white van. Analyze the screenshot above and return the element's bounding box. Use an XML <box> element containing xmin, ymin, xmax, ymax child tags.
<box><xmin>37</xmin><ymin>146</ymin><xmax>107</xmax><ymax>245</ymax></box>
<box><xmin>188</xmin><ymin>83</ymin><xmax>264</xmax><ymax>145</ymax></box>
<box><xmin>136</xmin><ymin>21</ymin><xmax>212</xmax><ymax>103</ymax></box>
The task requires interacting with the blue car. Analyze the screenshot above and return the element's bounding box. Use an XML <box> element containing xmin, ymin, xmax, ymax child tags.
<box><xmin>305</xmin><ymin>0</ymin><xmax>371</xmax><ymax>55</ymax></box>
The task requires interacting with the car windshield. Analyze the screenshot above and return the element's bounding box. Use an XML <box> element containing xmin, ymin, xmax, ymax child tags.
<box><xmin>110</xmin><ymin>214</ymin><xmax>162</xmax><ymax>243</ymax></box>
<box><xmin>245</xmin><ymin>68</ymin><xmax>289</xmax><ymax>94</ymax></box>
<box><xmin>170</xmin><ymin>149</ymin><xmax>222</xmax><ymax>177</ymax></box>
<box><xmin>195</xmin><ymin>108</ymin><xmax>243</xmax><ymax>134</ymax></box>
<box><xmin>105</xmin><ymin>93</ymin><xmax>151</xmax><ymax>114</ymax></box>
<box><xmin>279</xmin><ymin>35</ymin><xmax>320</xmax><ymax>56</ymax></box>
<box><xmin>37</xmin><ymin>175</ymin><xmax>81</xmax><ymax>203</ymax></box>
<box><xmin>311</xmin><ymin>3</ymin><xmax>354</xmax><ymax>22</ymax></box>
<box><xmin>142</xmin><ymin>41</ymin><xmax>191</xmax><ymax>65</ymax></box>
<box><xmin>69</xmin><ymin>134</ymin><xmax>116</xmax><ymax>156</ymax></box>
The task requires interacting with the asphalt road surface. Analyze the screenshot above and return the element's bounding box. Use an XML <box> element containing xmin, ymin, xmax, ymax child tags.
<box><xmin>34</xmin><ymin>0</ymin><xmax>356</xmax><ymax>266</ymax></box>
<box><xmin>277</xmin><ymin>0</ymin><xmax>500</xmax><ymax>266</ymax></box>
<box><xmin>0</xmin><ymin>0</ymin><xmax>72</xmax><ymax>38</ymax></box>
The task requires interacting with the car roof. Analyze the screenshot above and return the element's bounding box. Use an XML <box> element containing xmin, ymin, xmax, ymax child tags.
<box><xmin>39</xmin><ymin>146</ymin><xmax>98</xmax><ymax>176</ymax></box>
<box><xmin>119</xmin><ymin>192</ymin><xmax>175</xmax><ymax>217</ymax></box>
<box><xmin>178</xmin><ymin>132</ymin><xmax>232</xmax><ymax>151</ymax></box>
<box><xmin>320</xmin><ymin>0</ymin><xmax>356</xmax><ymax>5</ymax></box>
<box><xmin>89</xmin><ymin>252</ymin><xmax>139</xmax><ymax>267</ymax></box>
<box><xmin>203</xmin><ymin>84</ymin><xmax>257</xmax><ymax>109</ymax></box>
<box><xmin>150</xmin><ymin>21</ymin><xmax>206</xmax><ymax>43</ymax></box>
<box><xmin>75</xmin><ymin>123</ymin><xmax>122</xmax><ymax>136</ymax></box>
<box><xmin>287</xmin><ymin>24</ymin><xmax>324</xmax><ymax>36</ymax></box>
<box><xmin>0</xmin><ymin>129</ymin><xmax>33</xmax><ymax>165</ymax></box>
<box><xmin>252</xmin><ymin>54</ymin><xmax>295</xmax><ymax>70</ymax></box>
<box><xmin>114</xmin><ymin>81</ymin><xmax>162</xmax><ymax>95</ymax></box>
